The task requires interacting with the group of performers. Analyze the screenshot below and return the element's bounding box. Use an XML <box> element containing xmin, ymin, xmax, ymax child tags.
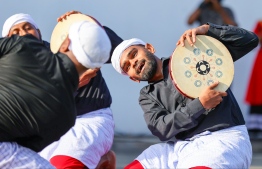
<box><xmin>0</xmin><ymin>5</ymin><xmax>260</xmax><ymax>169</ymax></box>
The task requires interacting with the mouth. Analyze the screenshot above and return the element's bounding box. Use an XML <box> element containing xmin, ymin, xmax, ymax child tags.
<box><xmin>136</xmin><ymin>61</ymin><xmax>145</xmax><ymax>74</ymax></box>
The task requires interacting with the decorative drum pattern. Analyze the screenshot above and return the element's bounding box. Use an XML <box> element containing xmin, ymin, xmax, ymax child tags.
<box><xmin>170</xmin><ymin>35</ymin><xmax>234</xmax><ymax>98</ymax></box>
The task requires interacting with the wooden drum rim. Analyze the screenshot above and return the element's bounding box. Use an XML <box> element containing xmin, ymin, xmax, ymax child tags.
<box><xmin>50</xmin><ymin>13</ymin><xmax>101</xmax><ymax>53</ymax></box>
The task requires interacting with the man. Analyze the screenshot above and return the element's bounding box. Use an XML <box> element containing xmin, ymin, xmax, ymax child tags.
<box><xmin>39</xmin><ymin>13</ymin><xmax>123</xmax><ymax>168</ymax></box>
<box><xmin>0</xmin><ymin>13</ymin><xmax>111</xmax><ymax>168</ymax></box>
<box><xmin>187</xmin><ymin>0</ymin><xmax>238</xmax><ymax>26</ymax></box>
<box><xmin>2</xmin><ymin>12</ymin><xmax>123</xmax><ymax>168</ymax></box>
<box><xmin>111</xmin><ymin>23</ymin><xmax>258</xmax><ymax>168</ymax></box>
<box><xmin>39</xmin><ymin>12</ymin><xmax>123</xmax><ymax>169</ymax></box>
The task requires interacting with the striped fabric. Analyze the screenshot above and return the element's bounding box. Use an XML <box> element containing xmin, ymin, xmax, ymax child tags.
<box><xmin>0</xmin><ymin>142</ymin><xmax>55</xmax><ymax>169</ymax></box>
<box><xmin>136</xmin><ymin>125</ymin><xmax>252</xmax><ymax>169</ymax></box>
<box><xmin>39</xmin><ymin>108</ymin><xmax>115</xmax><ymax>168</ymax></box>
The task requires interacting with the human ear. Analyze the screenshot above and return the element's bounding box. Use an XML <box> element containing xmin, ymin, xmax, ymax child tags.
<box><xmin>145</xmin><ymin>43</ymin><xmax>155</xmax><ymax>53</ymax></box>
<box><xmin>59</xmin><ymin>36</ymin><xmax>70</xmax><ymax>52</ymax></box>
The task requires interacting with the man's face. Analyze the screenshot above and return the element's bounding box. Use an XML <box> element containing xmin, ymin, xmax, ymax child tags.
<box><xmin>120</xmin><ymin>45</ymin><xmax>157</xmax><ymax>81</ymax></box>
<box><xmin>8</xmin><ymin>22</ymin><xmax>41</xmax><ymax>40</ymax></box>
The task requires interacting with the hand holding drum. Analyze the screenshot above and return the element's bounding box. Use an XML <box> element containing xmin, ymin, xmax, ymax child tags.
<box><xmin>172</xmin><ymin>33</ymin><xmax>233</xmax><ymax>109</ymax></box>
<box><xmin>199</xmin><ymin>81</ymin><xmax>228</xmax><ymax>109</ymax></box>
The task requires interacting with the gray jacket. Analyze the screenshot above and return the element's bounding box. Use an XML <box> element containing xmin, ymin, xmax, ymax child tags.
<box><xmin>139</xmin><ymin>22</ymin><xmax>259</xmax><ymax>141</ymax></box>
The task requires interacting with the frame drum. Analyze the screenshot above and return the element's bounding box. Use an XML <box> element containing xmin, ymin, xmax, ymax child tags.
<box><xmin>170</xmin><ymin>35</ymin><xmax>234</xmax><ymax>98</ymax></box>
<box><xmin>50</xmin><ymin>13</ymin><xmax>100</xmax><ymax>53</ymax></box>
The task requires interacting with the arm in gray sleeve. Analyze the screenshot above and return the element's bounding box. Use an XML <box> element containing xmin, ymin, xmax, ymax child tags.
<box><xmin>206</xmin><ymin>22</ymin><xmax>259</xmax><ymax>61</ymax></box>
<box><xmin>139</xmin><ymin>90</ymin><xmax>205</xmax><ymax>141</ymax></box>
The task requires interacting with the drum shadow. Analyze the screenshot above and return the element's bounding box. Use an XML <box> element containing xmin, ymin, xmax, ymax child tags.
<box><xmin>214</xmin><ymin>81</ymin><xmax>230</xmax><ymax>92</ymax></box>
<box><xmin>195</xmin><ymin>35</ymin><xmax>224</xmax><ymax>56</ymax></box>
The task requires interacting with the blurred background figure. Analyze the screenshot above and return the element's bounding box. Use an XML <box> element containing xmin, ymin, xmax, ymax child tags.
<box><xmin>245</xmin><ymin>20</ymin><xmax>262</xmax><ymax>139</ymax></box>
<box><xmin>187</xmin><ymin>0</ymin><xmax>238</xmax><ymax>26</ymax></box>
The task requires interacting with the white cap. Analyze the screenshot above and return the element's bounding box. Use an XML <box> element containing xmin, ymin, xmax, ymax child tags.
<box><xmin>2</xmin><ymin>13</ymin><xmax>38</xmax><ymax>37</ymax></box>
<box><xmin>68</xmin><ymin>20</ymin><xmax>111</xmax><ymax>69</ymax></box>
<box><xmin>111</xmin><ymin>38</ymin><xmax>146</xmax><ymax>75</ymax></box>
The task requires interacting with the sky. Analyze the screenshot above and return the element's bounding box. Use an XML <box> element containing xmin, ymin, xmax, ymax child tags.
<box><xmin>1</xmin><ymin>0</ymin><xmax>262</xmax><ymax>135</ymax></box>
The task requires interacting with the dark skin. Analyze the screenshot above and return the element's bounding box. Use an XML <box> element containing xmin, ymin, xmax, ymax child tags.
<box><xmin>120</xmin><ymin>43</ymin><xmax>163</xmax><ymax>83</ymax></box>
<box><xmin>8</xmin><ymin>22</ymin><xmax>42</xmax><ymax>41</ymax></box>
<box><xmin>57</xmin><ymin>10</ymin><xmax>81</xmax><ymax>22</ymax></box>
<box><xmin>120</xmin><ymin>24</ymin><xmax>227</xmax><ymax>110</ymax></box>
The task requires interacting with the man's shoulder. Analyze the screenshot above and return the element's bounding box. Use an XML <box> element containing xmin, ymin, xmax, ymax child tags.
<box><xmin>162</xmin><ymin>57</ymin><xmax>170</xmax><ymax>61</ymax></box>
<box><xmin>42</xmin><ymin>40</ymin><xmax>50</xmax><ymax>49</ymax></box>
<box><xmin>0</xmin><ymin>34</ymin><xmax>23</xmax><ymax>44</ymax></box>
<box><xmin>140</xmin><ymin>84</ymin><xmax>150</xmax><ymax>93</ymax></box>
<box><xmin>0</xmin><ymin>35</ymin><xmax>36</xmax><ymax>54</ymax></box>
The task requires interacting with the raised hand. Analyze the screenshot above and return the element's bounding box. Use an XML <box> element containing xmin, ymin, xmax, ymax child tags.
<box><xmin>176</xmin><ymin>24</ymin><xmax>210</xmax><ymax>47</ymax></box>
<box><xmin>57</xmin><ymin>10</ymin><xmax>82</xmax><ymax>22</ymax></box>
<box><xmin>78</xmin><ymin>68</ymin><xmax>99</xmax><ymax>88</ymax></box>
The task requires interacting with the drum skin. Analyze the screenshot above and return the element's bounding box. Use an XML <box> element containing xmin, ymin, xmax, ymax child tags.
<box><xmin>50</xmin><ymin>13</ymin><xmax>100</xmax><ymax>53</ymax></box>
<box><xmin>170</xmin><ymin>35</ymin><xmax>234</xmax><ymax>98</ymax></box>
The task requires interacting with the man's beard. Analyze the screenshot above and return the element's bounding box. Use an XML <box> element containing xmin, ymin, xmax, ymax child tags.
<box><xmin>139</xmin><ymin>50</ymin><xmax>157</xmax><ymax>81</ymax></box>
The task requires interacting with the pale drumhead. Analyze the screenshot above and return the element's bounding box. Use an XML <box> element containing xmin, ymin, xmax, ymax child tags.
<box><xmin>170</xmin><ymin>35</ymin><xmax>234</xmax><ymax>98</ymax></box>
<box><xmin>50</xmin><ymin>13</ymin><xmax>98</xmax><ymax>53</ymax></box>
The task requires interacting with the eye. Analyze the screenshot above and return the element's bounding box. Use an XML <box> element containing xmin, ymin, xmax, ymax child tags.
<box><xmin>124</xmin><ymin>63</ymin><xmax>130</xmax><ymax>73</ymax></box>
<box><xmin>25</xmin><ymin>26</ymin><xmax>33</xmax><ymax>31</ymax></box>
<box><xmin>11</xmin><ymin>30</ymin><xmax>19</xmax><ymax>35</ymax></box>
<box><xmin>132</xmin><ymin>50</ymin><xmax>137</xmax><ymax>58</ymax></box>
<box><xmin>24</xmin><ymin>24</ymin><xmax>35</xmax><ymax>31</ymax></box>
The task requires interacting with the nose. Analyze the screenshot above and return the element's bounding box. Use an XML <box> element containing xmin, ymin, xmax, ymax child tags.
<box><xmin>130</xmin><ymin>59</ymin><xmax>137</xmax><ymax>68</ymax></box>
<box><xmin>19</xmin><ymin>29</ymin><xmax>28</xmax><ymax>36</ymax></box>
